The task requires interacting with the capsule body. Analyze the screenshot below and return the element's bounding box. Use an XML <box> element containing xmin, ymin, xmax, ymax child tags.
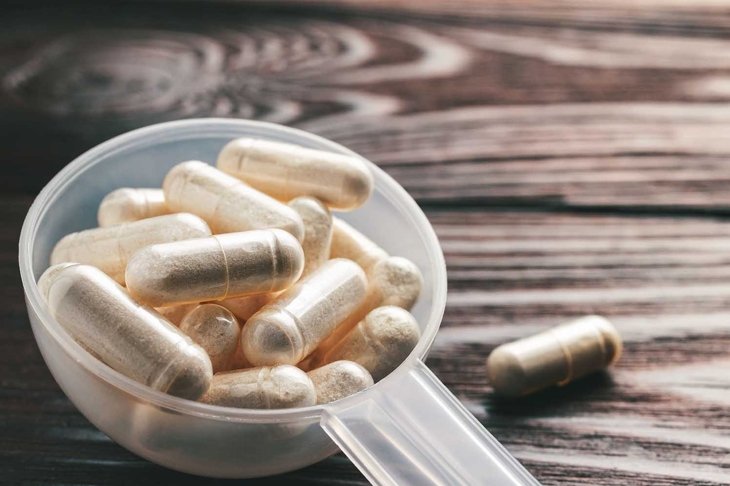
<box><xmin>180</xmin><ymin>304</ymin><xmax>241</xmax><ymax>373</ymax></box>
<box><xmin>126</xmin><ymin>229</ymin><xmax>304</xmax><ymax>307</ymax></box>
<box><xmin>217</xmin><ymin>138</ymin><xmax>373</xmax><ymax>211</ymax></box>
<box><xmin>288</xmin><ymin>197</ymin><xmax>332</xmax><ymax>277</ymax></box>
<box><xmin>486</xmin><ymin>315</ymin><xmax>622</xmax><ymax>397</ymax></box>
<box><xmin>163</xmin><ymin>161</ymin><xmax>304</xmax><ymax>240</ymax></box>
<box><xmin>330</xmin><ymin>218</ymin><xmax>388</xmax><ymax>271</ymax></box>
<box><xmin>200</xmin><ymin>365</ymin><xmax>316</xmax><ymax>409</ymax></box>
<box><xmin>242</xmin><ymin>259</ymin><xmax>367</xmax><ymax>366</ymax></box>
<box><xmin>51</xmin><ymin>213</ymin><xmax>211</xmax><ymax>284</ymax></box>
<box><xmin>316</xmin><ymin>306</ymin><xmax>420</xmax><ymax>381</ymax></box>
<box><xmin>38</xmin><ymin>263</ymin><xmax>213</xmax><ymax>400</ymax></box>
<box><xmin>98</xmin><ymin>188</ymin><xmax>169</xmax><ymax>227</ymax></box>
<box><xmin>306</xmin><ymin>256</ymin><xmax>422</xmax><ymax>367</ymax></box>
<box><xmin>307</xmin><ymin>360</ymin><xmax>373</xmax><ymax>404</ymax></box>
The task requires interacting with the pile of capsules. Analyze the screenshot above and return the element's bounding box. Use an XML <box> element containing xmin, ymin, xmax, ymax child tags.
<box><xmin>38</xmin><ymin>138</ymin><xmax>424</xmax><ymax>409</ymax></box>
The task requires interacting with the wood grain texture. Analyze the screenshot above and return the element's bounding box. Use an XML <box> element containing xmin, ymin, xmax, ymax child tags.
<box><xmin>2</xmin><ymin>1</ymin><xmax>730</xmax><ymax>484</ymax></box>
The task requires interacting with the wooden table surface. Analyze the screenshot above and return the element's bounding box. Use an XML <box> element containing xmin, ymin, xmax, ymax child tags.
<box><xmin>3</xmin><ymin>1</ymin><xmax>730</xmax><ymax>484</ymax></box>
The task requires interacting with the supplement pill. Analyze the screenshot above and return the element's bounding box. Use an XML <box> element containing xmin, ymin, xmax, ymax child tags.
<box><xmin>51</xmin><ymin>213</ymin><xmax>211</xmax><ymax>284</ymax></box>
<box><xmin>330</xmin><ymin>218</ymin><xmax>388</xmax><ymax>271</ymax></box>
<box><xmin>485</xmin><ymin>315</ymin><xmax>623</xmax><ymax>397</ymax></box>
<box><xmin>98</xmin><ymin>188</ymin><xmax>169</xmax><ymax>227</ymax></box>
<box><xmin>217</xmin><ymin>138</ymin><xmax>373</xmax><ymax>211</ymax></box>
<box><xmin>200</xmin><ymin>365</ymin><xmax>316</xmax><ymax>409</ymax></box>
<box><xmin>288</xmin><ymin>197</ymin><xmax>332</xmax><ymax>277</ymax></box>
<box><xmin>163</xmin><ymin>161</ymin><xmax>304</xmax><ymax>240</ymax></box>
<box><xmin>242</xmin><ymin>258</ymin><xmax>367</xmax><ymax>366</ymax></box>
<box><xmin>307</xmin><ymin>360</ymin><xmax>373</xmax><ymax>404</ymax></box>
<box><xmin>126</xmin><ymin>229</ymin><xmax>304</xmax><ymax>307</ymax></box>
<box><xmin>314</xmin><ymin>306</ymin><xmax>420</xmax><ymax>381</ymax></box>
<box><xmin>180</xmin><ymin>304</ymin><xmax>240</xmax><ymax>373</ymax></box>
<box><xmin>306</xmin><ymin>256</ymin><xmax>422</xmax><ymax>367</ymax></box>
<box><xmin>38</xmin><ymin>263</ymin><xmax>212</xmax><ymax>400</ymax></box>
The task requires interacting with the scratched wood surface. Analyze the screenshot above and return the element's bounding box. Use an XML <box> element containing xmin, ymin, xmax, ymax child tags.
<box><xmin>3</xmin><ymin>1</ymin><xmax>730</xmax><ymax>484</ymax></box>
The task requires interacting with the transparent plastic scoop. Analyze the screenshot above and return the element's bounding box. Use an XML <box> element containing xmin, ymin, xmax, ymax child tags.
<box><xmin>321</xmin><ymin>359</ymin><xmax>541</xmax><ymax>486</ymax></box>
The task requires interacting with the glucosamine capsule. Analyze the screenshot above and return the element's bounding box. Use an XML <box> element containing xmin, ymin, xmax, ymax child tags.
<box><xmin>288</xmin><ymin>197</ymin><xmax>332</xmax><ymax>277</ymax></box>
<box><xmin>217</xmin><ymin>138</ymin><xmax>373</xmax><ymax>211</ymax></box>
<box><xmin>305</xmin><ymin>256</ymin><xmax>422</xmax><ymax>368</ymax></box>
<box><xmin>51</xmin><ymin>213</ymin><xmax>211</xmax><ymax>284</ymax></box>
<box><xmin>242</xmin><ymin>258</ymin><xmax>367</xmax><ymax>366</ymax></box>
<box><xmin>330</xmin><ymin>218</ymin><xmax>388</xmax><ymax>271</ymax></box>
<box><xmin>38</xmin><ymin>263</ymin><xmax>212</xmax><ymax>400</ymax></box>
<box><xmin>200</xmin><ymin>365</ymin><xmax>316</xmax><ymax>409</ymax></box>
<box><xmin>163</xmin><ymin>161</ymin><xmax>304</xmax><ymax>240</ymax></box>
<box><xmin>180</xmin><ymin>304</ymin><xmax>240</xmax><ymax>373</ymax></box>
<box><xmin>314</xmin><ymin>306</ymin><xmax>420</xmax><ymax>381</ymax></box>
<box><xmin>486</xmin><ymin>315</ymin><xmax>622</xmax><ymax>398</ymax></box>
<box><xmin>97</xmin><ymin>188</ymin><xmax>169</xmax><ymax>227</ymax></box>
<box><xmin>307</xmin><ymin>360</ymin><xmax>373</xmax><ymax>404</ymax></box>
<box><xmin>126</xmin><ymin>229</ymin><xmax>304</xmax><ymax>307</ymax></box>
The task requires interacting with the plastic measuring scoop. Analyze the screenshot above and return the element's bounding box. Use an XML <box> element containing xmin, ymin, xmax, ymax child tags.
<box><xmin>19</xmin><ymin>118</ymin><xmax>540</xmax><ymax>484</ymax></box>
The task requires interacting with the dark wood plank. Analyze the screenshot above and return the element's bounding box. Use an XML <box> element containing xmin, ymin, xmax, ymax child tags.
<box><xmin>3</xmin><ymin>1</ymin><xmax>730</xmax><ymax>485</ymax></box>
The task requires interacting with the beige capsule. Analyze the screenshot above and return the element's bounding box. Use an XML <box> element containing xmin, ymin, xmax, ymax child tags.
<box><xmin>180</xmin><ymin>304</ymin><xmax>241</xmax><ymax>373</ymax></box>
<box><xmin>307</xmin><ymin>360</ymin><xmax>373</xmax><ymax>404</ymax></box>
<box><xmin>304</xmin><ymin>256</ymin><xmax>422</xmax><ymax>369</ymax></box>
<box><xmin>288</xmin><ymin>197</ymin><xmax>333</xmax><ymax>278</ymax></box>
<box><xmin>330</xmin><ymin>218</ymin><xmax>388</xmax><ymax>271</ymax></box>
<box><xmin>486</xmin><ymin>315</ymin><xmax>622</xmax><ymax>398</ymax></box>
<box><xmin>163</xmin><ymin>161</ymin><xmax>304</xmax><ymax>240</ymax></box>
<box><xmin>51</xmin><ymin>213</ymin><xmax>211</xmax><ymax>284</ymax></box>
<box><xmin>217</xmin><ymin>138</ymin><xmax>373</xmax><ymax>211</ymax></box>
<box><xmin>200</xmin><ymin>365</ymin><xmax>316</xmax><ymax>409</ymax></box>
<box><xmin>38</xmin><ymin>263</ymin><xmax>212</xmax><ymax>400</ymax></box>
<box><xmin>242</xmin><ymin>258</ymin><xmax>368</xmax><ymax>366</ymax></box>
<box><xmin>126</xmin><ymin>229</ymin><xmax>304</xmax><ymax>307</ymax></box>
<box><xmin>315</xmin><ymin>306</ymin><xmax>420</xmax><ymax>381</ymax></box>
<box><xmin>97</xmin><ymin>188</ymin><xmax>170</xmax><ymax>227</ymax></box>
<box><xmin>155</xmin><ymin>303</ymin><xmax>197</xmax><ymax>326</ymax></box>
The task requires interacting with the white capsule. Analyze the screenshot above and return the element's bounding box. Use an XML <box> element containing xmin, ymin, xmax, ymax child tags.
<box><xmin>307</xmin><ymin>360</ymin><xmax>373</xmax><ymax>404</ymax></box>
<box><xmin>330</xmin><ymin>217</ymin><xmax>388</xmax><ymax>271</ymax></box>
<box><xmin>97</xmin><ymin>188</ymin><xmax>170</xmax><ymax>227</ymax></box>
<box><xmin>486</xmin><ymin>315</ymin><xmax>623</xmax><ymax>397</ymax></box>
<box><xmin>179</xmin><ymin>304</ymin><xmax>240</xmax><ymax>373</ymax></box>
<box><xmin>38</xmin><ymin>263</ymin><xmax>212</xmax><ymax>400</ymax></box>
<box><xmin>163</xmin><ymin>161</ymin><xmax>304</xmax><ymax>240</ymax></box>
<box><xmin>288</xmin><ymin>197</ymin><xmax>332</xmax><ymax>277</ymax></box>
<box><xmin>200</xmin><ymin>365</ymin><xmax>316</xmax><ymax>409</ymax></box>
<box><xmin>305</xmin><ymin>256</ymin><xmax>422</xmax><ymax>368</ymax></box>
<box><xmin>242</xmin><ymin>259</ymin><xmax>367</xmax><ymax>366</ymax></box>
<box><xmin>50</xmin><ymin>213</ymin><xmax>211</xmax><ymax>284</ymax></box>
<box><xmin>316</xmin><ymin>306</ymin><xmax>420</xmax><ymax>381</ymax></box>
<box><xmin>217</xmin><ymin>138</ymin><xmax>373</xmax><ymax>211</ymax></box>
<box><xmin>126</xmin><ymin>229</ymin><xmax>304</xmax><ymax>307</ymax></box>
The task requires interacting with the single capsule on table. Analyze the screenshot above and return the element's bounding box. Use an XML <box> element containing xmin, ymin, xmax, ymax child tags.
<box><xmin>485</xmin><ymin>315</ymin><xmax>622</xmax><ymax>398</ymax></box>
<box><xmin>330</xmin><ymin>217</ymin><xmax>388</xmax><ymax>271</ymax></box>
<box><xmin>126</xmin><ymin>229</ymin><xmax>304</xmax><ymax>307</ymax></box>
<box><xmin>180</xmin><ymin>304</ymin><xmax>240</xmax><ymax>373</ymax></box>
<box><xmin>307</xmin><ymin>360</ymin><xmax>373</xmax><ymax>404</ymax></box>
<box><xmin>163</xmin><ymin>161</ymin><xmax>304</xmax><ymax>240</ymax></box>
<box><xmin>305</xmin><ymin>256</ymin><xmax>422</xmax><ymax>369</ymax></box>
<box><xmin>314</xmin><ymin>306</ymin><xmax>421</xmax><ymax>381</ymax></box>
<box><xmin>217</xmin><ymin>138</ymin><xmax>373</xmax><ymax>211</ymax></box>
<box><xmin>97</xmin><ymin>188</ymin><xmax>169</xmax><ymax>227</ymax></box>
<box><xmin>200</xmin><ymin>365</ymin><xmax>316</xmax><ymax>409</ymax></box>
<box><xmin>288</xmin><ymin>197</ymin><xmax>332</xmax><ymax>278</ymax></box>
<box><xmin>242</xmin><ymin>258</ymin><xmax>367</xmax><ymax>366</ymax></box>
<box><xmin>51</xmin><ymin>213</ymin><xmax>211</xmax><ymax>284</ymax></box>
<box><xmin>155</xmin><ymin>303</ymin><xmax>197</xmax><ymax>326</ymax></box>
<box><xmin>38</xmin><ymin>263</ymin><xmax>212</xmax><ymax>400</ymax></box>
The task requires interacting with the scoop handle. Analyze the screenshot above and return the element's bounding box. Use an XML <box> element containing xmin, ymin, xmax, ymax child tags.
<box><xmin>320</xmin><ymin>359</ymin><xmax>540</xmax><ymax>486</ymax></box>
